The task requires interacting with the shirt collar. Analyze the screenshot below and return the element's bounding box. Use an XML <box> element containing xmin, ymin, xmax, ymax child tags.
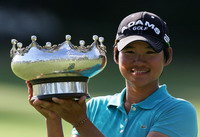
<box><xmin>107</xmin><ymin>84</ymin><xmax>171</xmax><ymax>110</ymax></box>
<box><xmin>107</xmin><ymin>88</ymin><xmax>126</xmax><ymax>108</ymax></box>
<box><xmin>136</xmin><ymin>84</ymin><xmax>171</xmax><ymax>109</ymax></box>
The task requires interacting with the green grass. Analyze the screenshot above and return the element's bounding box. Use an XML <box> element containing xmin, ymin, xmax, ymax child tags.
<box><xmin>0</xmin><ymin>83</ymin><xmax>73</xmax><ymax>137</ymax></box>
<box><xmin>0</xmin><ymin>82</ymin><xmax>199</xmax><ymax>137</ymax></box>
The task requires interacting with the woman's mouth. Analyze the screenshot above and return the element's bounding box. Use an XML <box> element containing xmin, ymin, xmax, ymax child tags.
<box><xmin>131</xmin><ymin>69</ymin><xmax>149</xmax><ymax>75</ymax></box>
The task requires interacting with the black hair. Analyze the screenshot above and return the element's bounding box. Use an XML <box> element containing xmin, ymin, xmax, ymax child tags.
<box><xmin>163</xmin><ymin>47</ymin><xmax>170</xmax><ymax>62</ymax></box>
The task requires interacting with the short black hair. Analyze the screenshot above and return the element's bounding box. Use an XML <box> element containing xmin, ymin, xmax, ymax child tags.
<box><xmin>163</xmin><ymin>47</ymin><xmax>170</xmax><ymax>62</ymax></box>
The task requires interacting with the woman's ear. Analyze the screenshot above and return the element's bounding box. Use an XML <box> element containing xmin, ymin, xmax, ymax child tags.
<box><xmin>113</xmin><ymin>46</ymin><xmax>119</xmax><ymax>64</ymax></box>
<box><xmin>164</xmin><ymin>47</ymin><xmax>173</xmax><ymax>66</ymax></box>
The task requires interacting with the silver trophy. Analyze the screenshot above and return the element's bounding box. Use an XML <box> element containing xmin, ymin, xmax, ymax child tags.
<box><xmin>10</xmin><ymin>35</ymin><xmax>107</xmax><ymax>100</ymax></box>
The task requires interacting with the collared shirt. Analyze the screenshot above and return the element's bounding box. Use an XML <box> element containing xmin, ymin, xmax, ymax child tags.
<box><xmin>72</xmin><ymin>85</ymin><xmax>198</xmax><ymax>137</ymax></box>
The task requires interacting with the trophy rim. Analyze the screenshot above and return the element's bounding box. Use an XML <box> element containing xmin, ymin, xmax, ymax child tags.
<box><xmin>30</xmin><ymin>76</ymin><xmax>89</xmax><ymax>85</ymax></box>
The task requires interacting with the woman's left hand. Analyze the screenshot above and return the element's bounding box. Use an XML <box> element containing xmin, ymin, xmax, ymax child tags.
<box><xmin>33</xmin><ymin>96</ymin><xmax>87</xmax><ymax>126</ymax></box>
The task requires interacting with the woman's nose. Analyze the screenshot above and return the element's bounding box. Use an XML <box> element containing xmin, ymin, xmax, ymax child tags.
<box><xmin>133</xmin><ymin>54</ymin><xmax>145</xmax><ymax>65</ymax></box>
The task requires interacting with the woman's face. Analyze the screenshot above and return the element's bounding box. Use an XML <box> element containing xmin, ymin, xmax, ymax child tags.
<box><xmin>116</xmin><ymin>41</ymin><xmax>171</xmax><ymax>89</ymax></box>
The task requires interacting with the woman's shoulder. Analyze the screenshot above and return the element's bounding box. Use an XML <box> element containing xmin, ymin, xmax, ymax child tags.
<box><xmin>86</xmin><ymin>92</ymin><xmax>121</xmax><ymax>107</ymax></box>
<box><xmin>157</xmin><ymin>96</ymin><xmax>197</xmax><ymax>118</ymax></box>
<box><xmin>167</xmin><ymin>97</ymin><xmax>196</xmax><ymax>110</ymax></box>
<box><xmin>87</xmin><ymin>94</ymin><xmax>115</xmax><ymax>104</ymax></box>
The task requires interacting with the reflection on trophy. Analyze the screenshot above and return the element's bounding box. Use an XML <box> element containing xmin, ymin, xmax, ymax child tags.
<box><xmin>10</xmin><ymin>35</ymin><xmax>107</xmax><ymax>100</ymax></box>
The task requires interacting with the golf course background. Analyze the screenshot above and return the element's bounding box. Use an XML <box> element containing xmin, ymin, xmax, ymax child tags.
<box><xmin>0</xmin><ymin>55</ymin><xmax>199</xmax><ymax>137</ymax></box>
<box><xmin>0</xmin><ymin>0</ymin><xmax>199</xmax><ymax>136</ymax></box>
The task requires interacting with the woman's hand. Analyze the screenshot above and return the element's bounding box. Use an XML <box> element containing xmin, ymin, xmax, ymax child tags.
<box><xmin>26</xmin><ymin>80</ymin><xmax>87</xmax><ymax>125</ymax></box>
<box><xmin>32</xmin><ymin>95</ymin><xmax>88</xmax><ymax>126</ymax></box>
<box><xmin>26</xmin><ymin>81</ymin><xmax>60</xmax><ymax>120</ymax></box>
<box><xmin>26</xmin><ymin>81</ymin><xmax>64</xmax><ymax>137</ymax></box>
<box><xmin>51</xmin><ymin>96</ymin><xmax>87</xmax><ymax>126</ymax></box>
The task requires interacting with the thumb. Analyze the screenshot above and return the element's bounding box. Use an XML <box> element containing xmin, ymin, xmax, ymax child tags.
<box><xmin>78</xmin><ymin>96</ymin><xmax>87</xmax><ymax>105</ymax></box>
<box><xmin>26</xmin><ymin>80</ymin><xmax>33</xmax><ymax>97</ymax></box>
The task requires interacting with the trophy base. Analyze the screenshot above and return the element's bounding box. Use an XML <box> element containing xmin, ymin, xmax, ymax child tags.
<box><xmin>30</xmin><ymin>77</ymin><xmax>89</xmax><ymax>101</ymax></box>
<box><xmin>31</xmin><ymin>93</ymin><xmax>90</xmax><ymax>101</ymax></box>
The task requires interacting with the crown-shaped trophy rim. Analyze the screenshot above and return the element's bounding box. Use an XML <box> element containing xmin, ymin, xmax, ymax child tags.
<box><xmin>10</xmin><ymin>34</ymin><xmax>106</xmax><ymax>57</ymax></box>
<box><xmin>10</xmin><ymin>34</ymin><xmax>107</xmax><ymax>81</ymax></box>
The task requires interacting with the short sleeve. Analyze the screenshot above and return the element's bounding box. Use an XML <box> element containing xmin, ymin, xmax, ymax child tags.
<box><xmin>150</xmin><ymin>100</ymin><xmax>198</xmax><ymax>137</ymax></box>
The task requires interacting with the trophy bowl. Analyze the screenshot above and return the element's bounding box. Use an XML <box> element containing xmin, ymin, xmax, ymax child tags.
<box><xmin>10</xmin><ymin>35</ymin><xmax>107</xmax><ymax>100</ymax></box>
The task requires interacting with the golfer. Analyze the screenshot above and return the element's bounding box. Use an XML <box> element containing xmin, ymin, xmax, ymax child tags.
<box><xmin>27</xmin><ymin>11</ymin><xmax>198</xmax><ymax>137</ymax></box>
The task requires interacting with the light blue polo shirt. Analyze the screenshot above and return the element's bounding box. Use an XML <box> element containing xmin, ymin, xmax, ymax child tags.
<box><xmin>72</xmin><ymin>85</ymin><xmax>198</xmax><ymax>137</ymax></box>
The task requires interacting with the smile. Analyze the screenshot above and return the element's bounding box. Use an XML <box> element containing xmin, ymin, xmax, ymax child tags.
<box><xmin>131</xmin><ymin>70</ymin><xmax>149</xmax><ymax>75</ymax></box>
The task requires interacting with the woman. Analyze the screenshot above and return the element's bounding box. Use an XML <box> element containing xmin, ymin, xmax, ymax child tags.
<box><xmin>27</xmin><ymin>11</ymin><xmax>198</xmax><ymax>137</ymax></box>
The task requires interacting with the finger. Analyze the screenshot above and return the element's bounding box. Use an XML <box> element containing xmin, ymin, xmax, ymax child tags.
<box><xmin>26</xmin><ymin>80</ymin><xmax>32</xmax><ymax>88</ymax></box>
<box><xmin>29</xmin><ymin>97</ymin><xmax>34</xmax><ymax>106</ymax></box>
<box><xmin>26</xmin><ymin>81</ymin><xmax>33</xmax><ymax>102</ymax></box>
<box><xmin>33</xmin><ymin>99</ymin><xmax>54</xmax><ymax>109</ymax></box>
<box><xmin>34</xmin><ymin>105</ymin><xmax>59</xmax><ymax>117</ymax></box>
<box><xmin>78</xmin><ymin>96</ymin><xmax>86</xmax><ymax>105</ymax></box>
<box><xmin>25</xmin><ymin>80</ymin><xmax>29</xmax><ymax>84</ymax></box>
<box><xmin>28</xmin><ymin>95</ymin><xmax>32</xmax><ymax>101</ymax></box>
<box><xmin>52</xmin><ymin>97</ymin><xmax>66</xmax><ymax>105</ymax></box>
<box><xmin>34</xmin><ymin>105</ymin><xmax>52</xmax><ymax>113</ymax></box>
<box><xmin>26</xmin><ymin>80</ymin><xmax>33</xmax><ymax>97</ymax></box>
<box><xmin>32</xmin><ymin>99</ymin><xmax>41</xmax><ymax>105</ymax></box>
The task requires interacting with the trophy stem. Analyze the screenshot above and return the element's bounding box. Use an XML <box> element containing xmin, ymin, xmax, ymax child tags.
<box><xmin>30</xmin><ymin>77</ymin><xmax>90</xmax><ymax>101</ymax></box>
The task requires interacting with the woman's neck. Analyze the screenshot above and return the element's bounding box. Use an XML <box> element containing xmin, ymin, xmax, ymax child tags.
<box><xmin>124</xmin><ymin>82</ymin><xmax>159</xmax><ymax>113</ymax></box>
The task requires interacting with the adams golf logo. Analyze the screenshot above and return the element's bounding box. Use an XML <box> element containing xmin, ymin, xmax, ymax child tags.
<box><xmin>121</xmin><ymin>20</ymin><xmax>161</xmax><ymax>35</ymax></box>
<box><xmin>120</xmin><ymin>19</ymin><xmax>170</xmax><ymax>43</ymax></box>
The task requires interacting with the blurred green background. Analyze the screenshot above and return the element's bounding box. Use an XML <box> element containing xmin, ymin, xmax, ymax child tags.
<box><xmin>0</xmin><ymin>0</ymin><xmax>199</xmax><ymax>137</ymax></box>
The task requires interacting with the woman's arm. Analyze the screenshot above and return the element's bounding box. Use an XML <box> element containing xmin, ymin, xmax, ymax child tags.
<box><xmin>27</xmin><ymin>81</ymin><xmax>105</xmax><ymax>137</ymax></box>
<box><xmin>46</xmin><ymin>117</ymin><xmax>64</xmax><ymax>137</ymax></box>
<box><xmin>26</xmin><ymin>81</ymin><xmax>64</xmax><ymax>137</ymax></box>
<box><xmin>34</xmin><ymin>96</ymin><xmax>105</xmax><ymax>137</ymax></box>
<box><xmin>72</xmin><ymin>118</ymin><xmax>104</xmax><ymax>137</ymax></box>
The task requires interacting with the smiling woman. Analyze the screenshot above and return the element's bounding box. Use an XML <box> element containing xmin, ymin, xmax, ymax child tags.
<box><xmin>116</xmin><ymin>41</ymin><xmax>172</xmax><ymax>91</ymax></box>
<box><xmin>24</xmin><ymin>11</ymin><xmax>198</xmax><ymax>137</ymax></box>
<box><xmin>0</xmin><ymin>0</ymin><xmax>199</xmax><ymax>136</ymax></box>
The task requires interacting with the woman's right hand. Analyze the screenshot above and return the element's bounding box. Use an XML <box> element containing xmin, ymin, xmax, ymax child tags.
<box><xmin>26</xmin><ymin>81</ymin><xmax>60</xmax><ymax>120</ymax></box>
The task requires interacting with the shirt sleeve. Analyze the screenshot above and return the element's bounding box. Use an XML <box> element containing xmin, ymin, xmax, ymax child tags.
<box><xmin>150</xmin><ymin>100</ymin><xmax>198</xmax><ymax>137</ymax></box>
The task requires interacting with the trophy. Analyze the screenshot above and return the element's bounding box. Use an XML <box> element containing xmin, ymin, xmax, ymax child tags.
<box><xmin>10</xmin><ymin>35</ymin><xmax>107</xmax><ymax>100</ymax></box>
